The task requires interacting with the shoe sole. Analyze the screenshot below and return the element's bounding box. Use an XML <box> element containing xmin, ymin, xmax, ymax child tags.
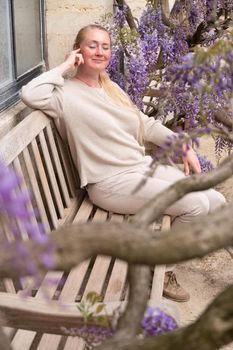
<box><xmin>163</xmin><ymin>293</ymin><xmax>190</xmax><ymax>303</ymax></box>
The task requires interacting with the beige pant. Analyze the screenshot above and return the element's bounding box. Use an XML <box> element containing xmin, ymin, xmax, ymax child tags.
<box><xmin>87</xmin><ymin>156</ymin><xmax>226</xmax><ymax>227</ymax></box>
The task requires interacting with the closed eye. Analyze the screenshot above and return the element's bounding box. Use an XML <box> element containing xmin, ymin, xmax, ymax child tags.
<box><xmin>88</xmin><ymin>44</ymin><xmax>110</xmax><ymax>50</ymax></box>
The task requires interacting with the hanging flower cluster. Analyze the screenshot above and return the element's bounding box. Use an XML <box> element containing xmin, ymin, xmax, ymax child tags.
<box><xmin>103</xmin><ymin>1</ymin><xmax>233</xmax><ymax>158</ymax></box>
<box><xmin>141</xmin><ymin>306</ymin><xmax>178</xmax><ymax>336</ymax></box>
<box><xmin>0</xmin><ymin>160</ymin><xmax>54</xmax><ymax>285</ymax></box>
<box><xmin>105</xmin><ymin>3</ymin><xmax>190</xmax><ymax>109</ymax></box>
<box><xmin>161</xmin><ymin>33</ymin><xmax>233</xmax><ymax>156</ymax></box>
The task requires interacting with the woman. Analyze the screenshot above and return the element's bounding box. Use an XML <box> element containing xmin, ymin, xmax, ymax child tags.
<box><xmin>21</xmin><ymin>24</ymin><xmax>225</xmax><ymax>302</ymax></box>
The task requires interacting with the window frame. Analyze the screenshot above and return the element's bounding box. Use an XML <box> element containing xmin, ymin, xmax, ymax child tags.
<box><xmin>0</xmin><ymin>0</ymin><xmax>45</xmax><ymax>112</ymax></box>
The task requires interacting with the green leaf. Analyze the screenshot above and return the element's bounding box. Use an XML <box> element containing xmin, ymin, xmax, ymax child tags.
<box><xmin>95</xmin><ymin>304</ymin><xmax>105</xmax><ymax>314</ymax></box>
<box><xmin>77</xmin><ymin>303</ymin><xmax>86</xmax><ymax>313</ymax></box>
<box><xmin>96</xmin><ymin>315</ymin><xmax>110</xmax><ymax>327</ymax></box>
<box><xmin>86</xmin><ymin>291</ymin><xmax>101</xmax><ymax>305</ymax></box>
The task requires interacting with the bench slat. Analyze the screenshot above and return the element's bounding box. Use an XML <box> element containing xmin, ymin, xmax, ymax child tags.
<box><xmin>82</xmin><ymin>209</ymin><xmax>110</xmax><ymax>299</ymax></box>
<box><xmin>46</xmin><ymin>124</ymin><xmax>71</xmax><ymax>207</ymax></box>
<box><xmin>0</xmin><ymin>111</ymin><xmax>50</xmax><ymax>165</ymax></box>
<box><xmin>38</xmin><ymin>130</ymin><xmax>64</xmax><ymax>219</ymax></box>
<box><xmin>0</xmin><ymin>292</ymin><xmax>125</xmax><ymax>334</ymax></box>
<box><xmin>31</xmin><ymin>138</ymin><xmax>58</xmax><ymax>229</ymax></box>
<box><xmin>61</xmin><ymin>208</ymin><xmax>110</xmax><ymax>350</ymax></box>
<box><xmin>55</xmin><ymin>131</ymin><xmax>77</xmax><ymax>198</ymax></box>
<box><xmin>22</xmin><ymin>147</ymin><xmax>50</xmax><ymax>232</ymax></box>
<box><xmin>11</xmin><ymin>272</ymin><xmax>64</xmax><ymax>350</ymax></box>
<box><xmin>13</xmin><ymin>157</ymin><xmax>40</xmax><ymax>231</ymax></box>
<box><xmin>104</xmin><ymin>214</ymin><xmax>128</xmax><ymax>302</ymax></box>
<box><xmin>150</xmin><ymin>215</ymin><xmax>171</xmax><ymax>301</ymax></box>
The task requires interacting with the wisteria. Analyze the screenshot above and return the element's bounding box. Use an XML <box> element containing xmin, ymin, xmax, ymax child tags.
<box><xmin>126</xmin><ymin>43</ymin><xmax>149</xmax><ymax>109</ymax></box>
<box><xmin>196</xmin><ymin>153</ymin><xmax>214</xmax><ymax>173</ymax></box>
<box><xmin>0</xmin><ymin>160</ymin><xmax>54</xmax><ymax>286</ymax></box>
<box><xmin>104</xmin><ymin>3</ymin><xmax>191</xmax><ymax>108</ymax></box>
<box><xmin>141</xmin><ymin>306</ymin><xmax>178</xmax><ymax>336</ymax></box>
<box><xmin>215</xmin><ymin>134</ymin><xmax>233</xmax><ymax>160</ymax></box>
<box><xmin>140</xmin><ymin>30</ymin><xmax>159</xmax><ymax>72</ymax></box>
<box><xmin>161</xmin><ymin>32</ymin><xmax>233</xmax><ymax>146</ymax></box>
<box><xmin>107</xmin><ymin>45</ymin><xmax>126</xmax><ymax>90</ymax></box>
<box><xmin>61</xmin><ymin>325</ymin><xmax>114</xmax><ymax>349</ymax></box>
<box><xmin>103</xmin><ymin>0</ymin><xmax>233</xmax><ymax>159</ymax></box>
<box><xmin>61</xmin><ymin>303</ymin><xmax>178</xmax><ymax>348</ymax></box>
<box><xmin>173</xmin><ymin>26</ymin><xmax>189</xmax><ymax>60</ymax></box>
<box><xmin>138</xmin><ymin>4</ymin><xmax>163</xmax><ymax>38</ymax></box>
<box><xmin>113</xmin><ymin>4</ymin><xmax>127</xmax><ymax>28</ymax></box>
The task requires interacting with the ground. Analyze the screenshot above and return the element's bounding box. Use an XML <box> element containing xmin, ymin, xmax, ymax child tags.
<box><xmin>173</xmin><ymin>136</ymin><xmax>233</xmax><ymax>350</ymax></box>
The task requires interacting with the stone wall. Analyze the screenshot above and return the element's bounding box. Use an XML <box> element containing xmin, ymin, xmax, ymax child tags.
<box><xmin>46</xmin><ymin>0</ymin><xmax>147</xmax><ymax>68</ymax></box>
<box><xmin>46</xmin><ymin>0</ymin><xmax>113</xmax><ymax>68</ymax></box>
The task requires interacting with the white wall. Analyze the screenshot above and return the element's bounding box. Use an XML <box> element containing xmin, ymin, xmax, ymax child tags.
<box><xmin>46</xmin><ymin>0</ymin><xmax>113</xmax><ymax>68</ymax></box>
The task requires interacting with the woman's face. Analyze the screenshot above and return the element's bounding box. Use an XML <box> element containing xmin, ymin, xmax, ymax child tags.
<box><xmin>79</xmin><ymin>28</ymin><xmax>111</xmax><ymax>72</ymax></box>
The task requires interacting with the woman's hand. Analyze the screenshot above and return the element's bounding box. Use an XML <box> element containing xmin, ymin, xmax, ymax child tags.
<box><xmin>182</xmin><ymin>144</ymin><xmax>201</xmax><ymax>175</ymax></box>
<box><xmin>58</xmin><ymin>49</ymin><xmax>84</xmax><ymax>76</ymax></box>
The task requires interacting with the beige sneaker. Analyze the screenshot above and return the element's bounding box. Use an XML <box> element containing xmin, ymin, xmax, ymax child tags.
<box><xmin>163</xmin><ymin>271</ymin><xmax>190</xmax><ymax>302</ymax></box>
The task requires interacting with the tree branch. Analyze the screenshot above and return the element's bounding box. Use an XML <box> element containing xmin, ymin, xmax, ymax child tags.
<box><xmin>95</xmin><ymin>285</ymin><xmax>233</xmax><ymax>350</ymax></box>
<box><xmin>133</xmin><ymin>153</ymin><xmax>233</xmax><ymax>225</ymax></box>
<box><xmin>1</xmin><ymin>154</ymin><xmax>233</xmax><ymax>299</ymax></box>
<box><xmin>115</xmin><ymin>0</ymin><xmax>137</xmax><ymax>30</ymax></box>
<box><xmin>112</xmin><ymin>265</ymin><xmax>151</xmax><ymax>340</ymax></box>
<box><xmin>0</xmin><ymin>202</ymin><xmax>233</xmax><ymax>279</ymax></box>
<box><xmin>214</xmin><ymin>111</ymin><xmax>233</xmax><ymax>130</ymax></box>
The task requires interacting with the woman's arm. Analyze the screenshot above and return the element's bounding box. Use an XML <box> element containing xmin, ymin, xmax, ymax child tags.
<box><xmin>140</xmin><ymin>112</ymin><xmax>175</xmax><ymax>146</ymax></box>
<box><xmin>21</xmin><ymin>67</ymin><xmax>65</xmax><ymax>118</ymax></box>
<box><xmin>21</xmin><ymin>49</ymin><xmax>83</xmax><ymax>118</ymax></box>
<box><xmin>140</xmin><ymin>112</ymin><xmax>201</xmax><ymax>175</ymax></box>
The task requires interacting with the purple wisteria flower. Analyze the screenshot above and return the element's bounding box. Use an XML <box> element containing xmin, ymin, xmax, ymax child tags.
<box><xmin>126</xmin><ymin>43</ymin><xmax>149</xmax><ymax>109</ymax></box>
<box><xmin>61</xmin><ymin>305</ymin><xmax>178</xmax><ymax>348</ymax></box>
<box><xmin>140</xmin><ymin>30</ymin><xmax>159</xmax><ymax>72</ymax></box>
<box><xmin>105</xmin><ymin>0</ymin><xmax>233</xmax><ymax>157</ymax></box>
<box><xmin>141</xmin><ymin>306</ymin><xmax>178</xmax><ymax>336</ymax></box>
<box><xmin>173</xmin><ymin>26</ymin><xmax>189</xmax><ymax>61</ymax></box>
<box><xmin>187</xmin><ymin>0</ymin><xmax>206</xmax><ymax>34</ymax></box>
<box><xmin>161</xmin><ymin>33</ymin><xmax>233</xmax><ymax>134</ymax></box>
<box><xmin>0</xmin><ymin>160</ymin><xmax>54</xmax><ymax>281</ymax></box>
<box><xmin>161</xmin><ymin>33</ymin><xmax>176</xmax><ymax>66</ymax></box>
<box><xmin>215</xmin><ymin>135</ymin><xmax>233</xmax><ymax>160</ymax></box>
<box><xmin>217</xmin><ymin>0</ymin><xmax>233</xmax><ymax>11</ymax></box>
<box><xmin>196</xmin><ymin>153</ymin><xmax>214</xmax><ymax>172</ymax></box>
<box><xmin>113</xmin><ymin>3</ymin><xmax>128</xmax><ymax>28</ymax></box>
<box><xmin>107</xmin><ymin>45</ymin><xmax>126</xmax><ymax>90</ymax></box>
<box><xmin>153</xmin><ymin>5</ymin><xmax>168</xmax><ymax>38</ymax></box>
<box><xmin>138</xmin><ymin>4</ymin><xmax>155</xmax><ymax>38</ymax></box>
<box><xmin>61</xmin><ymin>325</ymin><xmax>114</xmax><ymax>349</ymax></box>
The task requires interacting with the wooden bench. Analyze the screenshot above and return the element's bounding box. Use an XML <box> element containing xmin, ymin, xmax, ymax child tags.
<box><xmin>0</xmin><ymin>110</ymin><xmax>171</xmax><ymax>350</ymax></box>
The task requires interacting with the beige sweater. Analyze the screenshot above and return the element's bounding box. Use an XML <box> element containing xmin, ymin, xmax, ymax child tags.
<box><xmin>21</xmin><ymin>68</ymin><xmax>175</xmax><ymax>188</ymax></box>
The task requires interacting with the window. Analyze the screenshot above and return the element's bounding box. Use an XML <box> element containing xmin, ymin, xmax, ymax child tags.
<box><xmin>0</xmin><ymin>0</ymin><xmax>45</xmax><ymax>112</ymax></box>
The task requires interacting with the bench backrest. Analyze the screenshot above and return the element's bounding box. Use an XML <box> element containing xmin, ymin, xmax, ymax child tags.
<box><xmin>0</xmin><ymin>111</ymin><xmax>81</xmax><ymax>233</ymax></box>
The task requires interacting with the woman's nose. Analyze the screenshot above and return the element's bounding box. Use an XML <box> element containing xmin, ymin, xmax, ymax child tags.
<box><xmin>96</xmin><ymin>46</ymin><xmax>103</xmax><ymax>55</ymax></box>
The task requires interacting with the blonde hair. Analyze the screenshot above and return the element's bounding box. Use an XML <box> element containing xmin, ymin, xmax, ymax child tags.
<box><xmin>73</xmin><ymin>24</ymin><xmax>144</xmax><ymax>145</ymax></box>
<box><xmin>99</xmin><ymin>71</ymin><xmax>144</xmax><ymax>145</ymax></box>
